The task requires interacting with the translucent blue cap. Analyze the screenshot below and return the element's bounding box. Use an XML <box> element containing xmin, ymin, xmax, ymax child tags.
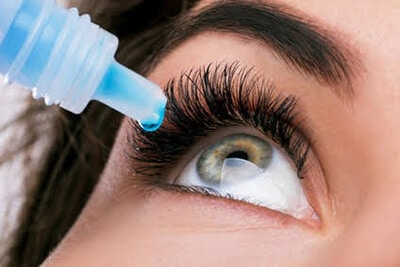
<box><xmin>0</xmin><ymin>0</ymin><xmax>167</xmax><ymax>131</ymax></box>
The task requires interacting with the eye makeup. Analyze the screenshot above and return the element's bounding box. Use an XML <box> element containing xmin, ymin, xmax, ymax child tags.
<box><xmin>126</xmin><ymin>62</ymin><xmax>312</xmax><ymax>181</ymax></box>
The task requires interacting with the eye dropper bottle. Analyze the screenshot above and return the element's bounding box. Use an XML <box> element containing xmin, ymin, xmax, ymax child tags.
<box><xmin>0</xmin><ymin>0</ymin><xmax>167</xmax><ymax>131</ymax></box>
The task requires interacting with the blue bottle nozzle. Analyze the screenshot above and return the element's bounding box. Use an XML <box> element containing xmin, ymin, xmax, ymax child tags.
<box><xmin>0</xmin><ymin>0</ymin><xmax>167</xmax><ymax>131</ymax></box>
<box><xmin>95</xmin><ymin>62</ymin><xmax>167</xmax><ymax>131</ymax></box>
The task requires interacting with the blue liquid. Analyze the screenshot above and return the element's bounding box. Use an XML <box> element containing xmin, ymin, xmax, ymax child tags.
<box><xmin>140</xmin><ymin>123</ymin><xmax>161</xmax><ymax>132</ymax></box>
<box><xmin>139</xmin><ymin>108</ymin><xmax>165</xmax><ymax>132</ymax></box>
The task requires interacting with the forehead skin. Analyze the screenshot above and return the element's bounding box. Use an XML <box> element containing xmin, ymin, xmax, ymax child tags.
<box><xmin>43</xmin><ymin>0</ymin><xmax>400</xmax><ymax>266</ymax></box>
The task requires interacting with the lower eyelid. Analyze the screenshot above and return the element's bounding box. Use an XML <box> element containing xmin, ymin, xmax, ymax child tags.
<box><xmin>143</xmin><ymin>180</ymin><xmax>321</xmax><ymax>229</ymax></box>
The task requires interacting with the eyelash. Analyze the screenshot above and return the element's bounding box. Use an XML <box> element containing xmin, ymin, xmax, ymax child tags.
<box><xmin>126</xmin><ymin>62</ymin><xmax>311</xmax><ymax>180</ymax></box>
<box><xmin>143</xmin><ymin>181</ymin><xmax>266</xmax><ymax>207</ymax></box>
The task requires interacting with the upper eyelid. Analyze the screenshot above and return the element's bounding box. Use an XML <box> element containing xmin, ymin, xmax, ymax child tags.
<box><xmin>125</xmin><ymin>62</ymin><xmax>311</xmax><ymax>179</ymax></box>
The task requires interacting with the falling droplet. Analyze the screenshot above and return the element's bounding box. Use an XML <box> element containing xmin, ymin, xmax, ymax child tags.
<box><xmin>139</xmin><ymin>121</ymin><xmax>162</xmax><ymax>132</ymax></box>
<box><xmin>138</xmin><ymin>112</ymin><xmax>164</xmax><ymax>132</ymax></box>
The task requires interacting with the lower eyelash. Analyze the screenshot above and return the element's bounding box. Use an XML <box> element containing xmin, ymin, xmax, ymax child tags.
<box><xmin>136</xmin><ymin>177</ymin><xmax>257</xmax><ymax>205</ymax></box>
<box><xmin>126</xmin><ymin>62</ymin><xmax>310</xmax><ymax>178</ymax></box>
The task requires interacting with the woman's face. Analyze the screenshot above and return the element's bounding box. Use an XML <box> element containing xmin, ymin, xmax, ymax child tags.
<box><xmin>44</xmin><ymin>0</ymin><xmax>400</xmax><ymax>266</ymax></box>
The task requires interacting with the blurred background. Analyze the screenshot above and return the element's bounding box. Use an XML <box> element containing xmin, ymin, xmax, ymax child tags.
<box><xmin>0</xmin><ymin>0</ymin><xmax>78</xmax><ymax>256</ymax></box>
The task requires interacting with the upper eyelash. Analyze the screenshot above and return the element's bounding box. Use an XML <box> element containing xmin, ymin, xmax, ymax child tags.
<box><xmin>126</xmin><ymin>62</ymin><xmax>310</xmax><ymax>178</ymax></box>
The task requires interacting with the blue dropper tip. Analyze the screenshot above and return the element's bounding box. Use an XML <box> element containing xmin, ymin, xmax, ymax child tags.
<box><xmin>138</xmin><ymin>102</ymin><xmax>166</xmax><ymax>132</ymax></box>
<box><xmin>139</xmin><ymin>121</ymin><xmax>162</xmax><ymax>132</ymax></box>
<box><xmin>95</xmin><ymin>61</ymin><xmax>167</xmax><ymax>132</ymax></box>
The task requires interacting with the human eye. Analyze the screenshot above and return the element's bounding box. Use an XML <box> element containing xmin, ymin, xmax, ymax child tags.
<box><xmin>176</xmin><ymin>133</ymin><xmax>314</xmax><ymax>219</ymax></box>
<box><xmin>127</xmin><ymin>62</ymin><xmax>320</xmax><ymax>224</ymax></box>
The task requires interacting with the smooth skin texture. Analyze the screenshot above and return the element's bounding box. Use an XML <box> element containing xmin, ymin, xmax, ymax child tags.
<box><xmin>43</xmin><ymin>0</ymin><xmax>400</xmax><ymax>266</ymax></box>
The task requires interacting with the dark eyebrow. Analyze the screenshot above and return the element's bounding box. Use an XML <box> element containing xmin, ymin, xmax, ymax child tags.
<box><xmin>146</xmin><ymin>0</ymin><xmax>360</xmax><ymax>98</ymax></box>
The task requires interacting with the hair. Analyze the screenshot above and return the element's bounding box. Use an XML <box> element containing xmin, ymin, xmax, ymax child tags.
<box><xmin>1</xmin><ymin>1</ymin><xmax>198</xmax><ymax>266</ymax></box>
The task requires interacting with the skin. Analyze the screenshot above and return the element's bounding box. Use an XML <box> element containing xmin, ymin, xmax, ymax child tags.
<box><xmin>43</xmin><ymin>0</ymin><xmax>400</xmax><ymax>266</ymax></box>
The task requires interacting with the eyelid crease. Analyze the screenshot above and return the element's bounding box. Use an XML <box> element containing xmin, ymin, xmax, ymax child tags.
<box><xmin>126</xmin><ymin>62</ymin><xmax>311</xmax><ymax>179</ymax></box>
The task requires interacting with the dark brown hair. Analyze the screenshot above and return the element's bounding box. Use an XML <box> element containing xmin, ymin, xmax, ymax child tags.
<box><xmin>2</xmin><ymin>1</ymin><xmax>197</xmax><ymax>266</ymax></box>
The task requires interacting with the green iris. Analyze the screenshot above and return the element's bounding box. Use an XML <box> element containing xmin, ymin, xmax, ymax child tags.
<box><xmin>196</xmin><ymin>134</ymin><xmax>273</xmax><ymax>184</ymax></box>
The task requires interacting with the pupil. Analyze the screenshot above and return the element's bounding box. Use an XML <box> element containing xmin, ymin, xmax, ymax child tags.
<box><xmin>226</xmin><ymin>151</ymin><xmax>249</xmax><ymax>160</ymax></box>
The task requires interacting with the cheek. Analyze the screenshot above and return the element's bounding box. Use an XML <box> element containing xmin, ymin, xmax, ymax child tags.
<box><xmin>44</xmin><ymin>189</ymin><xmax>322</xmax><ymax>266</ymax></box>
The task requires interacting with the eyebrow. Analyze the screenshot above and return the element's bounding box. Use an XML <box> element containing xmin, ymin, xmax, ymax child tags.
<box><xmin>146</xmin><ymin>0</ymin><xmax>360</xmax><ymax>98</ymax></box>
